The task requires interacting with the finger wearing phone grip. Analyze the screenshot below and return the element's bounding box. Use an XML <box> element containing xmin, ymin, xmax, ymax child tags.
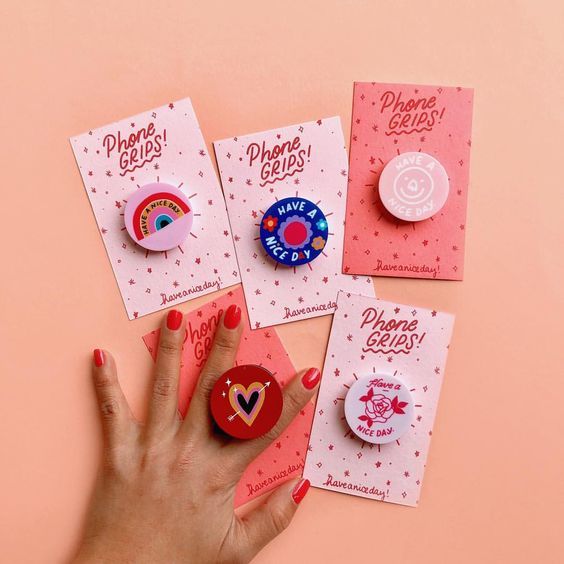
<box><xmin>124</xmin><ymin>182</ymin><xmax>194</xmax><ymax>251</ymax></box>
<box><xmin>379</xmin><ymin>152</ymin><xmax>449</xmax><ymax>222</ymax></box>
<box><xmin>210</xmin><ymin>365</ymin><xmax>283</xmax><ymax>440</ymax></box>
<box><xmin>344</xmin><ymin>374</ymin><xmax>413</xmax><ymax>444</ymax></box>
<box><xmin>259</xmin><ymin>197</ymin><xmax>328</xmax><ymax>267</ymax></box>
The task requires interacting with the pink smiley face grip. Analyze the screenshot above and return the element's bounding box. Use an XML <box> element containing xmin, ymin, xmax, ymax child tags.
<box><xmin>124</xmin><ymin>182</ymin><xmax>194</xmax><ymax>252</ymax></box>
<box><xmin>379</xmin><ymin>152</ymin><xmax>449</xmax><ymax>222</ymax></box>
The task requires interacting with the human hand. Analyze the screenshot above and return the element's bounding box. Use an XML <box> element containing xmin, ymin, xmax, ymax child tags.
<box><xmin>74</xmin><ymin>305</ymin><xmax>320</xmax><ymax>563</ymax></box>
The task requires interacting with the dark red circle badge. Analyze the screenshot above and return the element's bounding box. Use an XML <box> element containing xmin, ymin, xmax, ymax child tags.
<box><xmin>210</xmin><ymin>365</ymin><xmax>283</xmax><ymax>440</ymax></box>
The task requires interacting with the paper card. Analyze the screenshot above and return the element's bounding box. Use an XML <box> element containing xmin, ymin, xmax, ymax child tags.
<box><xmin>304</xmin><ymin>291</ymin><xmax>454</xmax><ymax>507</ymax></box>
<box><xmin>70</xmin><ymin>98</ymin><xmax>240</xmax><ymax>319</ymax></box>
<box><xmin>213</xmin><ymin>117</ymin><xmax>375</xmax><ymax>329</ymax></box>
<box><xmin>343</xmin><ymin>82</ymin><xmax>474</xmax><ymax>280</ymax></box>
<box><xmin>142</xmin><ymin>287</ymin><xmax>314</xmax><ymax>507</ymax></box>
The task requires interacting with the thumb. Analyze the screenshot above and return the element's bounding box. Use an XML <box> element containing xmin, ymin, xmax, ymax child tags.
<box><xmin>240</xmin><ymin>478</ymin><xmax>310</xmax><ymax>558</ymax></box>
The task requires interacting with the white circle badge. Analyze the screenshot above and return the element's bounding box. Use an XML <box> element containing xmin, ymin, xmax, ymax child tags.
<box><xmin>344</xmin><ymin>374</ymin><xmax>414</xmax><ymax>444</ymax></box>
<box><xmin>379</xmin><ymin>152</ymin><xmax>449</xmax><ymax>221</ymax></box>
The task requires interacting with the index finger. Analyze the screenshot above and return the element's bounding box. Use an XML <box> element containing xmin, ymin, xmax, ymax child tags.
<box><xmin>146</xmin><ymin>309</ymin><xmax>185</xmax><ymax>439</ymax></box>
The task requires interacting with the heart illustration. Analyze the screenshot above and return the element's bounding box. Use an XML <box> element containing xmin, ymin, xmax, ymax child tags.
<box><xmin>228</xmin><ymin>381</ymin><xmax>266</xmax><ymax>426</ymax></box>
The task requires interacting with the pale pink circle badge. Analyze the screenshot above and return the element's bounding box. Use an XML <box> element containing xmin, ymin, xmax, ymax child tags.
<box><xmin>344</xmin><ymin>374</ymin><xmax>414</xmax><ymax>445</ymax></box>
<box><xmin>379</xmin><ymin>152</ymin><xmax>449</xmax><ymax>221</ymax></box>
<box><xmin>124</xmin><ymin>183</ymin><xmax>193</xmax><ymax>252</ymax></box>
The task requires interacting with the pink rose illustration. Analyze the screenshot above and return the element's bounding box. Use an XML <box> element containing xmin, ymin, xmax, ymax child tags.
<box><xmin>358</xmin><ymin>387</ymin><xmax>408</xmax><ymax>428</ymax></box>
<box><xmin>365</xmin><ymin>394</ymin><xmax>394</xmax><ymax>423</ymax></box>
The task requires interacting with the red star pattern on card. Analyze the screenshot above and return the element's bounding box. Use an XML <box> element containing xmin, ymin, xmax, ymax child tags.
<box><xmin>343</xmin><ymin>83</ymin><xmax>472</xmax><ymax>281</ymax></box>
<box><xmin>70</xmin><ymin>98</ymin><xmax>241</xmax><ymax>319</ymax></box>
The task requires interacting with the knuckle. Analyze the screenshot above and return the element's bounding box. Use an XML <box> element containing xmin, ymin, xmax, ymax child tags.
<box><xmin>269</xmin><ymin>505</ymin><xmax>293</xmax><ymax>534</ymax></box>
<box><xmin>158</xmin><ymin>338</ymin><xmax>181</xmax><ymax>358</ymax></box>
<box><xmin>284</xmin><ymin>389</ymin><xmax>304</xmax><ymax>414</ymax></box>
<box><xmin>173</xmin><ymin>442</ymin><xmax>197</xmax><ymax>474</ymax></box>
<box><xmin>152</xmin><ymin>375</ymin><xmax>177</xmax><ymax>399</ymax></box>
<box><xmin>139</xmin><ymin>444</ymin><xmax>168</xmax><ymax>475</ymax></box>
<box><xmin>102</xmin><ymin>446</ymin><xmax>127</xmax><ymax>475</ymax></box>
<box><xmin>213</xmin><ymin>332</ymin><xmax>236</xmax><ymax>355</ymax></box>
<box><xmin>93</xmin><ymin>371</ymin><xmax>114</xmax><ymax>390</ymax></box>
<box><xmin>99</xmin><ymin>397</ymin><xmax>120</xmax><ymax>419</ymax></box>
<box><xmin>261</xmin><ymin>425</ymin><xmax>282</xmax><ymax>444</ymax></box>
<box><xmin>195</xmin><ymin>372</ymin><xmax>216</xmax><ymax>396</ymax></box>
<box><xmin>206</xmin><ymin>463</ymin><xmax>237</xmax><ymax>493</ymax></box>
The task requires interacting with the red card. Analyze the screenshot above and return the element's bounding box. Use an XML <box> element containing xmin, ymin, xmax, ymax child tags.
<box><xmin>344</xmin><ymin>82</ymin><xmax>474</xmax><ymax>280</ymax></box>
<box><xmin>142</xmin><ymin>287</ymin><xmax>313</xmax><ymax>506</ymax></box>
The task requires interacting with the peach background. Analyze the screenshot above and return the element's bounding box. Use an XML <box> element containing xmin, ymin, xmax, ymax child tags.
<box><xmin>1</xmin><ymin>1</ymin><xmax>563</xmax><ymax>562</ymax></box>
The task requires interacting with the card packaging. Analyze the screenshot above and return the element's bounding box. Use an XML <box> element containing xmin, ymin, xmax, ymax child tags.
<box><xmin>344</xmin><ymin>82</ymin><xmax>473</xmax><ymax>280</ymax></box>
<box><xmin>71</xmin><ymin>98</ymin><xmax>240</xmax><ymax>319</ymax></box>
<box><xmin>304</xmin><ymin>292</ymin><xmax>454</xmax><ymax>506</ymax></box>
<box><xmin>214</xmin><ymin>117</ymin><xmax>374</xmax><ymax>329</ymax></box>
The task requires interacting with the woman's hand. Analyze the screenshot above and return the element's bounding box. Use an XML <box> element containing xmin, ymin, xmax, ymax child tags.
<box><xmin>75</xmin><ymin>306</ymin><xmax>320</xmax><ymax>563</ymax></box>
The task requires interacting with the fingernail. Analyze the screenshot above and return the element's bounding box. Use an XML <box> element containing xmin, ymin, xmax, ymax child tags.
<box><xmin>302</xmin><ymin>368</ymin><xmax>320</xmax><ymax>390</ymax></box>
<box><xmin>93</xmin><ymin>349</ymin><xmax>105</xmax><ymax>367</ymax></box>
<box><xmin>167</xmin><ymin>309</ymin><xmax>183</xmax><ymax>331</ymax></box>
<box><xmin>292</xmin><ymin>478</ymin><xmax>310</xmax><ymax>504</ymax></box>
<box><xmin>223</xmin><ymin>304</ymin><xmax>241</xmax><ymax>330</ymax></box>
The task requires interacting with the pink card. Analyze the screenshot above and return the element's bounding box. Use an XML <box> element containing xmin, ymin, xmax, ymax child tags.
<box><xmin>344</xmin><ymin>82</ymin><xmax>474</xmax><ymax>280</ymax></box>
<box><xmin>213</xmin><ymin>117</ymin><xmax>374</xmax><ymax>329</ymax></box>
<box><xmin>304</xmin><ymin>292</ymin><xmax>454</xmax><ymax>507</ymax></box>
<box><xmin>142</xmin><ymin>287</ymin><xmax>314</xmax><ymax>507</ymax></box>
<box><xmin>70</xmin><ymin>98</ymin><xmax>240</xmax><ymax>319</ymax></box>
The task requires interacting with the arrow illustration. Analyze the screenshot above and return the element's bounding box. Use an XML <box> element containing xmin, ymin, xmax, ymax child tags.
<box><xmin>227</xmin><ymin>381</ymin><xmax>271</xmax><ymax>422</ymax></box>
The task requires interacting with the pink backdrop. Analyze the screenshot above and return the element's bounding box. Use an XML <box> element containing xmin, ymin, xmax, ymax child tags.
<box><xmin>1</xmin><ymin>1</ymin><xmax>562</xmax><ymax>562</ymax></box>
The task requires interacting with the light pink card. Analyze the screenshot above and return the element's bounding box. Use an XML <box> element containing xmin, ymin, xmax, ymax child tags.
<box><xmin>213</xmin><ymin>117</ymin><xmax>374</xmax><ymax>329</ymax></box>
<box><xmin>70</xmin><ymin>98</ymin><xmax>240</xmax><ymax>319</ymax></box>
<box><xmin>142</xmin><ymin>287</ymin><xmax>314</xmax><ymax>507</ymax></box>
<box><xmin>304</xmin><ymin>291</ymin><xmax>454</xmax><ymax>507</ymax></box>
<box><xmin>344</xmin><ymin>82</ymin><xmax>473</xmax><ymax>280</ymax></box>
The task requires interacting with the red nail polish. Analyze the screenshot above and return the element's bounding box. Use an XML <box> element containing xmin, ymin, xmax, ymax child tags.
<box><xmin>292</xmin><ymin>478</ymin><xmax>310</xmax><ymax>504</ymax></box>
<box><xmin>167</xmin><ymin>309</ymin><xmax>183</xmax><ymax>331</ymax></box>
<box><xmin>223</xmin><ymin>304</ymin><xmax>241</xmax><ymax>330</ymax></box>
<box><xmin>302</xmin><ymin>368</ymin><xmax>320</xmax><ymax>390</ymax></box>
<box><xmin>93</xmin><ymin>349</ymin><xmax>105</xmax><ymax>367</ymax></box>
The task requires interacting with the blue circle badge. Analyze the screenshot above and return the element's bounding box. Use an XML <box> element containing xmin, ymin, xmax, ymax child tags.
<box><xmin>259</xmin><ymin>197</ymin><xmax>329</xmax><ymax>266</ymax></box>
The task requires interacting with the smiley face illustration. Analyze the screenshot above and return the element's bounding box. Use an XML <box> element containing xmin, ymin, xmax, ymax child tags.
<box><xmin>379</xmin><ymin>152</ymin><xmax>449</xmax><ymax>222</ymax></box>
<box><xmin>393</xmin><ymin>166</ymin><xmax>435</xmax><ymax>206</ymax></box>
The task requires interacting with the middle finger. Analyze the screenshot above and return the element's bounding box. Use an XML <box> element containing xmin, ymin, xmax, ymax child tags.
<box><xmin>178</xmin><ymin>304</ymin><xmax>243</xmax><ymax>443</ymax></box>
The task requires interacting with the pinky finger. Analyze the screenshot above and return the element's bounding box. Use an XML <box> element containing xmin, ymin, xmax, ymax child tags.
<box><xmin>237</xmin><ymin>478</ymin><xmax>311</xmax><ymax>561</ymax></box>
<box><xmin>92</xmin><ymin>349</ymin><xmax>134</xmax><ymax>448</ymax></box>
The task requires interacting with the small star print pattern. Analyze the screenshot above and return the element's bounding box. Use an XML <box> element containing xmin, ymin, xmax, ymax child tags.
<box><xmin>303</xmin><ymin>291</ymin><xmax>454</xmax><ymax>507</ymax></box>
<box><xmin>343</xmin><ymin>83</ymin><xmax>474</xmax><ymax>281</ymax></box>
<box><xmin>70</xmin><ymin>98</ymin><xmax>240</xmax><ymax>319</ymax></box>
<box><xmin>214</xmin><ymin>117</ymin><xmax>374</xmax><ymax>329</ymax></box>
<box><xmin>143</xmin><ymin>287</ymin><xmax>313</xmax><ymax>507</ymax></box>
